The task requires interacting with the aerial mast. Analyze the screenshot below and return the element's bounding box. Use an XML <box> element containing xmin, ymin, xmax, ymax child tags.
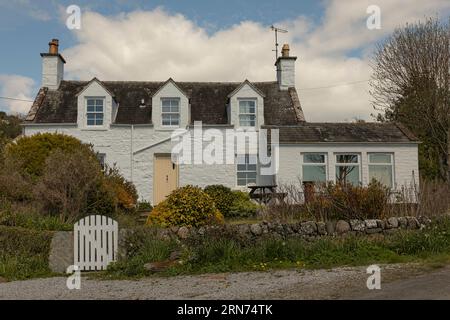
<box><xmin>270</xmin><ymin>25</ymin><xmax>288</xmax><ymax>60</ymax></box>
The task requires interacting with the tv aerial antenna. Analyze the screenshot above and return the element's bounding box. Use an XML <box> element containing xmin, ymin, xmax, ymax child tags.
<box><xmin>270</xmin><ymin>25</ymin><xmax>288</xmax><ymax>60</ymax></box>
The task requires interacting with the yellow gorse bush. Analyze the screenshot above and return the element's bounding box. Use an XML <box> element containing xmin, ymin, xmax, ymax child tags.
<box><xmin>146</xmin><ymin>185</ymin><xmax>224</xmax><ymax>227</ymax></box>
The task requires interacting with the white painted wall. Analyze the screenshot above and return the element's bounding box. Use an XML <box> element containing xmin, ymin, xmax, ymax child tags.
<box><xmin>277</xmin><ymin>143</ymin><xmax>419</xmax><ymax>190</ymax></box>
<box><xmin>42</xmin><ymin>55</ymin><xmax>64</xmax><ymax>90</ymax></box>
<box><xmin>276</xmin><ymin>57</ymin><xmax>296</xmax><ymax>90</ymax></box>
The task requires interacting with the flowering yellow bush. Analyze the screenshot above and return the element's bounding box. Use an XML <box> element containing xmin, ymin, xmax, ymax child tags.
<box><xmin>146</xmin><ymin>185</ymin><xmax>224</xmax><ymax>227</ymax></box>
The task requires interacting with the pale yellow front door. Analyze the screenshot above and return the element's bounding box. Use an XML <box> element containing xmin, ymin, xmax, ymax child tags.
<box><xmin>153</xmin><ymin>154</ymin><xmax>179</xmax><ymax>204</ymax></box>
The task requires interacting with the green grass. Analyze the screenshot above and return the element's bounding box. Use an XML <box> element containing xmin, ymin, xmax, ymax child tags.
<box><xmin>0</xmin><ymin>211</ymin><xmax>72</xmax><ymax>231</ymax></box>
<box><xmin>0</xmin><ymin>225</ymin><xmax>54</xmax><ymax>281</ymax></box>
<box><xmin>102</xmin><ymin>217</ymin><xmax>450</xmax><ymax>279</ymax></box>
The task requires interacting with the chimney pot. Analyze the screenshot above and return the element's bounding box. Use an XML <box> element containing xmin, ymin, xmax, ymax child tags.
<box><xmin>281</xmin><ymin>44</ymin><xmax>290</xmax><ymax>57</ymax></box>
<box><xmin>48</xmin><ymin>39</ymin><xmax>59</xmax><ymax>54</ymax></box>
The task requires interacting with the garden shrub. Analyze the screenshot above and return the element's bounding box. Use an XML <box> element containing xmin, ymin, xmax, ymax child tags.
<box><xmin>35</xmin><ymin>148</ymin><xmax>116</xmax><ymax>222</ymax></box>
<box><xmin>228</xmin><ymin>190</ymin><xmax>258</xmax><ymax>218</ymax></box>
<box><xmin>305</xmin><ymin>180</ymin><xmax>390</xmax><ymax>221</ymax></box>
<box><xmin>146</xmin><ymin>185</ymin><xmax>224</xmax><ymax>227</ymax></box>
<box><xmin>0</xmin><ymin>157</ymin><xmax>33</xmax><ymax>202</ymax></box>
<box><xmin>0</xmin><ymin>225</ymin><xmax>53</xmax><ymax>280</ymax></box>
<box><xmin>0</xmin><ymin>207</ymin><xmax>72</xmax><ymax>231</ymax></box>
<box><xmin>0</xmin><ymin>133</ymin><xmax>139</xmax><ymax>223</ymax></box>
<box><xmin>204</xmin><ymin>185</ymin><xmax>235</xmax><ymax>216</ymax></box>
<box><xmin>137</xmin><ymin>201</ymin><xmax>153</xmax><ymax>211</ymax></box>
<box><xmin>103</xmin><ymin>166</ymin><xmax>138</xmax><ymax>211</ymax></box>
<box><xmin>5</xmin><ymin>132</ymin><xmax>95</xmax><ymax>179</ymax></box>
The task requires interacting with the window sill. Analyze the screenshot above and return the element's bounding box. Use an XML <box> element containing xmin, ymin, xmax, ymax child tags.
<box><xmin>156</xmin><ymin>126</ymin><xmax>182</xmax><ymax>131</ymax></box>
<box><xmin>81</xmin><ymin>127</ymin><xmax>109</xmax><ymax>131</ymax></box>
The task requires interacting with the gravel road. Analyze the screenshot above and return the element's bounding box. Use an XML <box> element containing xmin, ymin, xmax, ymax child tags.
<box><xmin>0</xmin><ymin>263</ymin><xmax>444</xmax><ymax>300</ymax></box>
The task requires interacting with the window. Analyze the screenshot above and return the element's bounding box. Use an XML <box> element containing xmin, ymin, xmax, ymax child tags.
<box><xmin>302</xmin><ymin>153</ymin><xmax>327</xmax><ymax>183</ymax></box>
<box><xmin>161</xmin><ymin>98</ymin><xmax>180</xmax><ymax>126</ymax></box>
<box><xmin>335</xmin><ymin>154</ymin><xmax>360</xmax><ymax>185</ymax></box>
<box><xmin>237</xmin><ymin>154</ymin><xmax>257</xmax><ymax>186</ymax></box>
<box><xmin>239</xmin><ymin>99</ymin><xmax>256</xmax><ymax>127</ymax></box>
<box><xmin>97</xmin><ymin>153</ymin><xmax>106</xmax><ymax>170</ymax></box>
<box><xmin>86</xmin><ymin>98</ymin><xmax>104</xmax><ymax>126</ymax></box>
<box><xmin>368</xmin><ymin>153</ymin><xmax>394</xmax><ymax>188</ymax></box>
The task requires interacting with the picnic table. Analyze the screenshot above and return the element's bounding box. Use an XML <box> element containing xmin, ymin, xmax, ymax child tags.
<box><xmin>247</xmin><ymin>185</ymin><xmax>287</xmax><ymax>205</ymax></box>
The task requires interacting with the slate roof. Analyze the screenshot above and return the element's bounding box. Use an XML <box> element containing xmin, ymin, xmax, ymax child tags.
<box><xmin>25</xmin><ymin>79</ymin><xmax>305</xmax><ymax>125</ymax></box>
<box><xmin>25</xmin><ymin>79</ymin><xmax>418</xmax><ymax>143</ymax></box>
<box><xmin>263</xmin><ymin>122</ymin><xmax>418</xmax><ymax>143</ymax></box>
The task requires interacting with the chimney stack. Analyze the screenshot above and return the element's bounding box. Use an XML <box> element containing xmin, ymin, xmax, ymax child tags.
<box><xmin>48</xmin><ymin>39</ymin><xmax>59</xmax><ymax>54</ymax></box>
<box><xmin>40</xmin><ymin>38</ymin><xmax>65</xmax><ymax>90</ymax></box>
<box><xmin>281</xmin><ymin>44</ymin><xmax>290</xmax><ymax>57</ymax></box>
<box><xmin>275</xmin><ymin>43</ymin><xmax>297</xmax><ymax>90</ymax></box>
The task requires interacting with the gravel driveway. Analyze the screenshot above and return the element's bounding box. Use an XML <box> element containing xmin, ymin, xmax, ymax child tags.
<box><xmin>0</xmin><ymin>263</ymin><xmax>442</xmax><ymax>300</ymax></box>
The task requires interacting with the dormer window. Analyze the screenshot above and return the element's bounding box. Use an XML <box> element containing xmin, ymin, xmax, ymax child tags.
<box><xmin>161</xmin><ymin>98</ymin><xmax>180</xmax><ymax>127</ymax></box>
<box><xmin>239</xmin><ymin>99</ymin><xmax>256</xmax><ymax>127</ymax></box>
<box><xmin>86</xmin><ymin>98</ymin><xmax>104</xmax><ymax>126</ymax></box>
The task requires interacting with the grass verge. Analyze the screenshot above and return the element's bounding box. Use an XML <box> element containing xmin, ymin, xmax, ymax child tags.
<box><xmin>0</xmin><ymin>225</ymin><xmax>54</xmax><ymax>281</ymax></box>
<box><xmin>102</xmin><ymin>217</ymin><xmax>450</xmax><ymax>279</ymax></box>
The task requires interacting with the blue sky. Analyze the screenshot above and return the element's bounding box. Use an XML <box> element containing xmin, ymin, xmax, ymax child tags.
<box><xmin>0</xmin><ymin>0</ymin><xmax>448</xmax><ymax>121</ymax></box>
<box><xmin>0</xmin><ymin>0</ymin><xmax>322</xmax><ymax>83</ymax></box>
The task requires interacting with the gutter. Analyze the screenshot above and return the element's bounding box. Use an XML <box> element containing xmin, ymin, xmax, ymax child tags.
<box><xmin>21</xmin><ymin>123</ymin><xmax>77</xmax><ymax>127</ymax></box>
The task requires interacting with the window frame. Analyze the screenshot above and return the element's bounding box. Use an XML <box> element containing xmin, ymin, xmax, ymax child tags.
<box><xmin>161</xmin><ymin>97</ymin><xmax>180</xmax><ymax>127</ymax></box>
<box><xmin>236</xmin><ymin>154</ymin><xmax>258</xmax><ymax>187</ymax></box>
<box><xmin>334</xmin><ymin>153</ymin><xmax>361</xmax><ymax>185</ymax></box>
<box><xmin>301</xmin><ymin>153</ymin><xmax>328</xmax><ymax>183</ymax></box>
<box><xmin>368</xmin><ymin>152</ymin><xmax>395</xmax><ymax>188</ymax></box>
<box><xmin>238</xmin><ymin>99</ymin><xmax>257</xmax><ymax>127</ymax></box>
<box><xmin>86</xmin><ymin>97</ymin><xmax>105</xmax><ymax>127</ymax></box>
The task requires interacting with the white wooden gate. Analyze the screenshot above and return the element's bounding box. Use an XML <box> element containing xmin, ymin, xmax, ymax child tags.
<box><xmin>74</xmin><ymin>215</ymin><xmax>118</xmax><ymax>271</ymax></box>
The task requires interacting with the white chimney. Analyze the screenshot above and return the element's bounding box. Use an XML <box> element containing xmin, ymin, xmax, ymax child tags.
<box><xmin>40</xmin><ymin>39</ymin><xmax>65</xmax><ymax>90</ymax></box>
<box><xmin>275</xmin><ymin>44</ymin><xmax>297</xmax><ymax>90</ymax></box>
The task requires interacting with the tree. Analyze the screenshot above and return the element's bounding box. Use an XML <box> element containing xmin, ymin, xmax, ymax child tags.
<box><xmin>0</xmin><ymin>112</ymin><xmax>22</xmax><ymax>158</ymax></box>
<box><xmin>370</xmin><ymin>17</ymin><xmax>450</xmax><ymax>181</ymax></box>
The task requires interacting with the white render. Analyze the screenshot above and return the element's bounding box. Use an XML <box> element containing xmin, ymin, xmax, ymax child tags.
<box><xmin>41</xmin><ymin>55</ymin><xmax>64</xmax><ymax>90</ymax></box>
<box><xmin>276</xmin><ymin>57</ymin><xmax>296</xmax><ymax>90</ymax></box>
<box><xmin>277</xmin><ymin>143</ymin><xmax>419</xmax><ymax>190</ymax></box>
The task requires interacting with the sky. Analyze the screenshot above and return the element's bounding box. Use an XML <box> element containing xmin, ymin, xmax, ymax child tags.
<box><xmin>0</xmin><ymin>0</ymin><xmax>449</xmax><ymax>121</ymax></box>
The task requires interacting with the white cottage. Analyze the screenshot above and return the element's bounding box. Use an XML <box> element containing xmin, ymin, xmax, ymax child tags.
<box><xmin>23</xmin><ymin>39</ymin><xmax>419</xmax><ymax>204</ymax></box>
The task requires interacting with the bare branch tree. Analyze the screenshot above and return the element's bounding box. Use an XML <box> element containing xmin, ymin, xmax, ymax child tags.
<box><xmin>370</xmin><ymin>17</ymin><xmax>450</xmax><ymax>180</ymax></box>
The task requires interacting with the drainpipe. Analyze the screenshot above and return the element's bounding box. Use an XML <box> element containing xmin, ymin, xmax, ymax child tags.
<box><xmin>131</xmin><ymin>124</ymin><xmax>134</xmax><ymax>182</ymax></box>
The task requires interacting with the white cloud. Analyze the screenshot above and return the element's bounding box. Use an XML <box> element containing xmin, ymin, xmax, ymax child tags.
<box><xmin>60</xmin><ymin>0</ymin><xmax>449</xmax><ymax>121</ymax></box>
<box><xmin>0</xmin><ymin>75</ymin><xmax>35</xmax><ymax>114</ymax></box>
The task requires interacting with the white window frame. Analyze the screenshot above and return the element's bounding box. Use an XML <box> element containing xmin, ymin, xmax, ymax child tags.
<box><xmin>161</xmin><ymin>98</ymin><xmax>180</xmax><ymax>127</ymax></box>
<box><xmin>301</xmin><ymin>153</ymin><xmax>328</xmax><ymax>183</ymax></box>
<box><xmin>86</xmin><ymin>97</ymin><xmax>105</xmax><ymax>126</ymax></box>
<box><xmin>236</xmin><ymin>154</ymin><xmax>257</xmax><ymax>187</ymax></box>
<box><xmin>335</xmin><ymin>153</ymin><xmax>361</xmax><ymax>185</ymax></box>
<box><xmin>238</xmin><ymin>99</ymin><xmax>257</xmax><ymax>127</ymax></box>
<box><xmin>368</xmin><ymin>153</ymin><xmax>395</xmax><ymax>188</ymax></box>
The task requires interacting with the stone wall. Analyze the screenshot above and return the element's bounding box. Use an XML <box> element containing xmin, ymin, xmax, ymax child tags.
<box><xmin>152</xmin><ymin>216</ymin><xmax>432</xmax><ymax>242</ymax></box>
<box><xmin>48</xmin><ymin>216</ymin><xmax>433</xmax><ymax>273</ymax></box>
